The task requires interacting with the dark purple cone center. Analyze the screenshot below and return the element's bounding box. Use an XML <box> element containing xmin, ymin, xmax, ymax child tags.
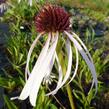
<box><xmin>35</xmin><ymin>5</ymin><xmax>70</xmax><ymax>33</ymax></box>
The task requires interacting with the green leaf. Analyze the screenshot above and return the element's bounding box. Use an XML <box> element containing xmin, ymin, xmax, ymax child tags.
<box><xmin>3</xmin><ymin>95</ymin><xmax>18</xmax><ymax>109</ymax></box>
<box><xmin>49</xmin><ymin>104</ymin><xmax>58</xmax><ymax>109</ymax></box>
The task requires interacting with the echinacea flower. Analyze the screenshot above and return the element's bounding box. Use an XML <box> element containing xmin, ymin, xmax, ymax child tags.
<box><xmin>18</xmin><ymin>4</ymin><xmax>98</xmax><ymax>107</ymax></box>
<box><xmin>0</xmin><ymin>0</ymin><xmax>8</xmax><ymax>12</ymax></box>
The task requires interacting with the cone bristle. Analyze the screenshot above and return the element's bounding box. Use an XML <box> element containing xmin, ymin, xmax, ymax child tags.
<box><xmin>35</xmin><ymin>5</ymin><xmax>70</xmax><ymax>33</ymax></box>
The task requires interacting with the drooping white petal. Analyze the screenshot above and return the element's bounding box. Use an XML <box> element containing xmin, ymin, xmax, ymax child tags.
<box><xmin>65</xmin><ymin>31</ymin><xmax>98</xmax><ymax>93</ymax></box>
<box><xmin>67</xmin><ymin>44</ymin><xmax>79</xmax><ymax>84</ymax></box>
<box><xmin>71</xmin><ymin>32</ymin><xmax>96</xmax><ymax>90</ymax></box>
<box><xmin>46</xmin><ymin>52</ymin><xmax>63</xmax><ymax>96</ymax></box>
<box><xmin>71</xmin><ymin>32</ymin><xmax>96</xmax><ymax>93</ymax></box>
<box><xmin>44</xmin><ymin>53</ymin><xmax>55</xmax><ymax>79</ymax></box>
<box><xmin>72</xmin><ymin>32</ymin><xmax>93</xmax><ymax>62</ymax></box>
<box><xmin>10</xmin><ymin>96</ymin><xmax>19</xmax><ymax>100</ymax></box>
<box><xmin>29</xmin><ymin>32</ymin><xmax>58</xmax><ymax>106</ymax></box>
<box><xmin>19</xmin><ymin>33</ymin><xmax>50</xmax><ymax>101</ymax></box>
<box><xmin>46</xmin><ymin>39</ymin><xmax>72</xmax><ymax>95</ymax></box>
<box><xmin>44</xmin><ymin>33</ymin><xmax>57</xmax><ymax>79</ymax></box>
<box><xmin>46</xmin><ymin>32</ymin><xmax>66</xmax><ymax>95</ymax></box>
<box><xmin>54</xmin><ymin>53</ymin><xmax>63</xmax><ymax>92</ymax></box>
<box><xmin>88</xmin><ymin>79</ymin><xmax>95</xmax><ymax>94</ymax></box>
<box><xmin>44</xmin><ymin>33</ymin><xmax>63</xmax><ymax>83</ymax></box>
<box><xmin>56</xmin><ymin>39</ymin><xmax>72</xmax><ymax>89</ymax></box>
<box><xmin>25</xmin><ymin>33</ymin><xmax>43</xmax><ymax>81</ymax></box>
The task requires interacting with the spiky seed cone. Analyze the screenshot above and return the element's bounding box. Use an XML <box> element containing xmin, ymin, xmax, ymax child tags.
<box><xmin>35</xmin><ymin>4</ymin><xmax>70</xmax><ymax>33</ymax></box>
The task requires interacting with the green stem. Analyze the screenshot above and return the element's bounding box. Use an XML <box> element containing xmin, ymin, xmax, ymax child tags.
<box><xmin>58</xmin><ymin>51</ymin><xmax>76</xmax><ymax>109</ymax></box>
<box><xmin>66</xmin><ymin>84</ymin><xmax>76</xmax><ymax>109</ymax></box>
<box><xmin>62</xmin><ymin>64</ymin><xmax>76</xmax><ymax>109</ymax></box>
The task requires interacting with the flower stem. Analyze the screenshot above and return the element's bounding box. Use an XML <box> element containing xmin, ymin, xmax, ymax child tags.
<box><xmin>58</xmin><ymin>50</ymin><xmax>76</xmax><ymax>109</ymax></box>
<box><xmin>66</xmin><ymin>84</ymin><xmax>76</xmax><ymax>109</ymax></box>
<box><xmin>62</xmin><ymin>60</ymin><xmax>76</xmax><ymax>109</ymax></box>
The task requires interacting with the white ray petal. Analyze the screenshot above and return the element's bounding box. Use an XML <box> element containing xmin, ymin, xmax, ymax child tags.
<box><xmin>72</xmin><ymin>32</ymin><xmax>96</xmax><ymax>92</ymax></box>
<box><xmin>44</xmin><ymin>34</ymin><xmax>57</xmax><ymax>78</ymax></box>
<box><xmin>29</xmin><ymin>32</ymin><xmax>58</xmax><ymax>106</ymax></box>
<box><xmin>46</xmin><ymin>52</ymin><xmax>63</xmax><ymax>96</ymax></box>
<box><xmin>72</xmin><ymin>32</ymin><xmax>96</xmax><ymax>90</ymax></box>
<box><xmin>65</xmin><ymin>31</ymin><xmax>97</xmax><ymax>93</ymax></box>
<box><xmin>44</xmin><ymin>53</ymin><xmax>55</xmax><ymax>79</ymax></box>
<box><xmin>67</xmin><ymin>44</ymin><xmax>79</xmax><ymax>84</ymax></box>
<box><xmin>72</xmin><ymin>32</ymin><xmax>93</xmax><ymax>62</ymax></box>
<box><xmin>10</xmin><ymin>96</ymin><xmax>19</xmax><ymax>100</ymax></box>
<box><xmin>46</xmin><ymin>39</ymin><xmax>72</xmax><ymax>95</ymax></box>
<box><xmin>56</xmin><ymin>39</ymin><xmax>72</xmax><ymax>88</ymax></box>
<box><xmin>25</xmin><ymin>33</ymin><xmax>43</xmax><ymax>81</ymax></box>
<box><xmin>19</xmin><ymin>33</ymin><xmax>50</xmax><ymax>101</ymax></box>
<box><xmin>55</xmin><ymin>53</ymin><xmax>63</xmax><ymax>92</ymax></box>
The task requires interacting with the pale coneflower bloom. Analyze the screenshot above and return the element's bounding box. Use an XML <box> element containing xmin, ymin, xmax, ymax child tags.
<box><xmin>0</xmin><ymin>0</ymin><xmax>8</xmax><ymax>13</ymax></box>
<box><xmin>13</xmin><ymin>5</ymin><xmax>97</xmax><ymax>107</ymax></box>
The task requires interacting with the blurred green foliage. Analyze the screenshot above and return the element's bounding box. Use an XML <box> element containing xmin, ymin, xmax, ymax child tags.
<box><xmin>0</xmin><ymin>0</ymin><xmax>109</xmax><ymax>109</ymax></box>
